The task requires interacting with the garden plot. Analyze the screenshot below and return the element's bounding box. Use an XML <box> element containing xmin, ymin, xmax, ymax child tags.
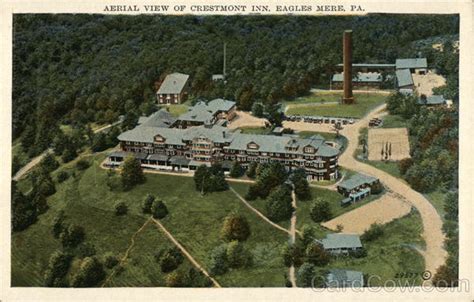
<box><xmin>321</xmin><ymin>193</ymin><xmax>412</xmax><ymax>234</ymax></box>
<box><xmin>368</xmin><ymin>128</ymin><xmax>411</xmax><ymax>161</ymax></box>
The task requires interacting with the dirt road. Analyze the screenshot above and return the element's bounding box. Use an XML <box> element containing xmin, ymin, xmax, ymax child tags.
<box><xmin>338</xmin><ymin>103</ymin><xmax>447</xmax><ymax>277</ymax></box>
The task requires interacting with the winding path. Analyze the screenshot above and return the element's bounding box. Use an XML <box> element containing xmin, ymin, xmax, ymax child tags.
<box><xmin>151</xmin><ymin>218</ymin><xmax>221</xmax><ymax>288</ymax></box>
<box><xmin>338</xmin><ymin>103</ymin><xmax>447</xmax><ymax>277</ymax></box>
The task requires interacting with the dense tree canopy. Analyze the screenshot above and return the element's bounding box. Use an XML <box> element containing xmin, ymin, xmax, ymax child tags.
<box><xmin>13</xmin><ymin>14</ymin><xmax>459</xmax><ymax>157</ymax></box>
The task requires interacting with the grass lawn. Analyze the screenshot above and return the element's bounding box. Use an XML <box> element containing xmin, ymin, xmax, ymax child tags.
<box><xmin>381</xmin><ymin>114</ymin><xmax>409</xmax><ymax>128</ymax></box>
<box><xmin>238</xmin><ymin>127</ymin><xmax>272</xmax><ymax>135</ymax></box>
<box><xmin>366</xmin><ymin>160</ymin><xmax>403</xmax><ymax>179</ymax></box>
<box><xmin>296</xmin><ymin>186</ymin><xmax>384</xmax><ymax>233</ymax></box>
<box><xmin>425</xmin><ymin>190</ymin><xmax>447</xmax><ymax>223</ymax></box>
<box><xmin>106</xmin><ymin>221</ymin><xmax>195</xmax><ymax>287</ymax></box>
<box><xmin>228</xmin><ymin>182</ymin><xmax>290</xmax><ymax>230</ymax></box>
<box><xmin>285</xmin><ymin>93</ymin><xmax>387</xmax><ymax>118</ymax></box>
<box><xmin>283</xmin><ymin>92</ymin><xmax>343</xmax><ymax>106</ymax></box>
<box><xmin>162</xmin><ymin>104</ymin><xmax>189</xmax><ymax>117</ymax></box>
<box><xmin>326</xmin><ymin>210</ymin><xmax>425</xmax><ymax>286</ymax></box>
<box><xmin>12</xmin><ymin>155</ymin><xmax>289</xmax><ymax>287</ymax></box>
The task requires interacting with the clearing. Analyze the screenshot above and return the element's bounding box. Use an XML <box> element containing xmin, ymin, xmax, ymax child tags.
<box><xmin>412</xmin><ymin>71</ymin><xmax>446</xmax><ymax>97</ymax></box>
<box><xmin>368</xmin><ymin>128</ymin><xmax>411</xmax><ymax>161</ymax></box>
<box><xmin>285</xmin><ymin>93</ymin><xmax>388</xmax><ymax>118</ymax></box>
<box><xmin>227</xmin><ymin>111</ymin><xmax>269</xmax><ymax>129</ymax></box>
<box><xmin>321</xmin><ymin>193</ymin><xmax>412</xmax><ymax>234</ymax></box>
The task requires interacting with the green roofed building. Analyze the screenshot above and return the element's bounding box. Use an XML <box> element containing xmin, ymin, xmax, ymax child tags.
<box><xmin>320</xmin><ymin>233</ymin><xmax>363</xmax><ymax>255</ymax></box>
<box><xmin>326</xmin><ymin>269</ymin><xmax>364</xmax><ymax>287</ymax></box>
<box><xmin>337</xmin><ymin>173</ymin><xmax>379</xmax><ymax>197</ymax></box>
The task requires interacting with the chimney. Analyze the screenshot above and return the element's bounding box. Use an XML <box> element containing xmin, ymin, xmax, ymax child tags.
<box><xmin>223</xmin><ymin>42</ymin><xmax>227</xmax><ymax>77</ymax></box>
<box><xmin>222</xmin><ymin>131</ymin><xmax>226</xmax><ymax>138</ymax></box>
<box><xmin>342</xmin><ymin>30</ymin><xmax>355</xmax><ymax>104</ymax></box>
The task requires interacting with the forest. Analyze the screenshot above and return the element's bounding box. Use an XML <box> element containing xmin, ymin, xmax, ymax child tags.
<box><xmin>13</xmin><ymin>14</ymin><xmax>459</xmax><ymax>159</ymax></box>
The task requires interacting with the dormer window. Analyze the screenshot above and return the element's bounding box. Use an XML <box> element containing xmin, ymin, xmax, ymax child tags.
<box><xmin>247</xmin><ymin>142</ymin><xmax>259</xmax><ymax>150</ymax></box>
<box><xmin>304</xmin><ymin>145</ymin><xmax>316</xmax><ymax>154</ymax></box>
<box><xmin>154</xmin><ymin>135</ymin><xmax>165</xmax><ymax>143</ymax></box>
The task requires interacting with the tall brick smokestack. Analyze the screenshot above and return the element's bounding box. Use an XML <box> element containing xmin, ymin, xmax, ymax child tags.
<box><xmin>343</xmin><ymin>30</ymin><xmax>354</xmax><ymax>104</ymax></box>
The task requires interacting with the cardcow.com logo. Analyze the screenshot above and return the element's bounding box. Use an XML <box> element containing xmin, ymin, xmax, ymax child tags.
<box><xmin>310</xmin><ymin>271</ymin><xmax>470</xmax><ymax>293</ymax></box>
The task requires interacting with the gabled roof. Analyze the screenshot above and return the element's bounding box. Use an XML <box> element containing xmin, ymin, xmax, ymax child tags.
<box><xmin>326</xmin><ymin>269</ymin><xmax>364</xmax><ymax>287</ymax></box>
<box><xmin>395</xmin><ymin>58</ymin><xmax>427</xmax><ymax>70</ymax></box>
<box><xmin>396</xmin><ymin>69</ymin><xmax>413</xmax><ymax>87</ymax></box>
<box><xmin>137</xmin><ymin>109</ymin><xmax>176</xmax><ymax>128</ymax></box>
<box><xmin>322</xmin><ymin>234</ymin><xmax>362</xmax><ymax>250</ymax></box>
<box><xmin>337</xmin><ymin>173</ymin><xmax>378</xmax><ymax>191</ymax></box>
<box><xmin>157</xmin><ymin>72</ymin><xmax>190</xmax><ymax>95</ymax></box>
<box><xmin>177</xmin><ymin>99</ymin><xmax>236</xmax><ymax>123</ymax></box>
<box><xmin>207</xmin><ymin>98</ymin><xmax>236</xmax><ymax>112</ymax></box>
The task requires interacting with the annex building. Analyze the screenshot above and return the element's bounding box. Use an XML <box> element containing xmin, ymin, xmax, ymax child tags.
<box><xmin>156</xmin><ymin>72</ymin><xmax>190</xmax><ymax>104</ymax></box>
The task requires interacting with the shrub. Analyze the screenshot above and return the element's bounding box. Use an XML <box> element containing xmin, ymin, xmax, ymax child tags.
<box><xmin>370</xmin><ymin>182</ymin><xmax>384</xmax><ymax>195</ymax></box>
<box><xmin>296</xmin><ymin>262</ymin><xmax>316</xmax><ymax>287</ymax></box>
<box><xmin>226</xmin><ymin>240</ymin><xmax>252</xmax><ymax>268</ymax></box>
<box><xmin>114</xmin><ymin>201</ymin><xmax>128</xmax><ymax>216</ymax></box>
<box><xmin>151</xmin><ymin>200</ymin><xmax>168</xmax><ymax>219</ymax></box>
<box><xmin>165</xmin><ymin>271</ymin><xmax>186</xmax><ymax>287</ymax></box>
<box><xmin>104</xmin><ymin>252</ymin><xmax>119</xmax><ymax>269</ymax></box>
<box><xmin>246</xmin><ymin>162</ymin><xmax>257</xmax><ymax>178</ymax></box>
<box><xmin>310</xmin><ymin>199</ymin><xmax>332</xmax><ymax>223</ymax></box>
<box><xmin>71</xmin><ymin>257</ymin><xmax>106</xmax><ymax>287</ymax></box>
<box><xmin>76</xmin><ymin>159</ymin><xmax>90</xmax><ymax>171</ymax></box>
<box><xmin>209</xmin><ymin>244</ymin><xmax>229</xmax><ymax>276</ymax></box>
<box><xmin>40</xmin><ymin>153</ymin><xmax>60</xmax><ymax>173</ymax></box>
<box><xmin>142</xmin><ymin>194</ymin><xmax>155</xmax><ymax>214</ymax></box>
<box><xmin>60</xmin><ymin>224</ymin><xmax>85</xmax><ymax>248</ymax></box>
<box><xmin>157</xmin><ymin>247</ymin><xmax>184</xmax><ymax>273</ymax></box>
<box><xmin>305</xmin><ymin>242</ymin><xmax>330</xmax><ymax>266</ymax></box>
<box><xmin>56</xmin><ymin>171</ymin><xmax>69</xmax><ymax>183</ymax></box>
<box><xmin>220</xmin><ymin>213</ymin><xmax>251</xmax><ymax>242</ymax></box>
<box><xmin>229</xmin><ymin>161</ymin><xmax>244</xmax><ymax>178</ymax></box>
<box><xmin>44</xmin><ymin>250</ymin><xmax>72</xmax><ymax>287</ymax></box>
<box><xmin>361</xmin><ymin>223</ymin><xmax>384</xmax><ymax>242</ymax></box>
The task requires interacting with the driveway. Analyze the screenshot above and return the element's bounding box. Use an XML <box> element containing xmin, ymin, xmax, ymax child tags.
<box><xmin>338</xmin><ymin>103</ymin><xmax>447</xmax><ymax>277</ymax></box>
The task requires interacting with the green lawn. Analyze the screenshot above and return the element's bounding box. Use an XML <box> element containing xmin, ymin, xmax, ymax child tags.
<box><xmin>326</xmin><ymin>210</ymin><xmax>425</xmax><ymax>286</ymax></box>
<box><xmin>238</xmin><ymin>127</ymin><xmax>272</xmax><ymax>135</ymax></box>
<box><xmin>285</xmin><ymin>93</ymin><xmax>387</xmax><ymax>118</ymax></box>
<box><xmin>425</xmin><ymin>190</ymin><xmax>447</xmax><ymax>223</ymax></box>
<box><xmin>283</xmin><ymin>91</ymin><xmax>344</xmax><ymax>106</ymax></box>
<box><xmin>381</xmin><ymin>114</ymin><xmax>409</xmax><ymax>128</ymax></box>
<box><xmin>366</xmin><ymin>160</ymin><xmax>403</xmax><ymax>179</ymax></box>
<box><xmin>297</xmin><ymin>186</ymin><xmax>384</xmax><ymax>232</ymax></box>
<box><xmin>162</xmin><ymin>104</ymin><xmax>189</xmax><ymax>117</ymax></box>
<box><xmin>12</xmin><ymin>155</ymin><xmax>288</xmax><ymax>287</ymax></box>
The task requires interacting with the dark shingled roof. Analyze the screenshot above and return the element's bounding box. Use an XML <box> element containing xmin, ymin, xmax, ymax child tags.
<box><xmin>138</xmin><ymin>109</ymin><xmax>177</xmax><ymax>128</ymax></box>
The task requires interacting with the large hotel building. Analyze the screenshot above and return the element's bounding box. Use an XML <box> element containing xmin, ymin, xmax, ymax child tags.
<box><xmin>107</xmin><ymin>99</ymin><xmax>340</xmax><ymax>181</ymax></box>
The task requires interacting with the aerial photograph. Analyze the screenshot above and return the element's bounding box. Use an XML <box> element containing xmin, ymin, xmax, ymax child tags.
<box><xmin>11</xmin><ymin>14</ymin><xmax>459</xmax><ymax>288</ymax></box>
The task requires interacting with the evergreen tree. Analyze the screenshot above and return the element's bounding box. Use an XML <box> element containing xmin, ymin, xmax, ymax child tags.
<box><xmin>121</xmin><ymin>155</ymin><xmax>145</xmax><ymax>190</ymax></box>
<box><xmin>229</xmin><ymin>161</ymin><xmax>244</xmax><ymax>178</ymax></box>
<box><xmin>151</xmin><ymin>200</ymin><xmax>168</xmax><ymax>219</ymax></box>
